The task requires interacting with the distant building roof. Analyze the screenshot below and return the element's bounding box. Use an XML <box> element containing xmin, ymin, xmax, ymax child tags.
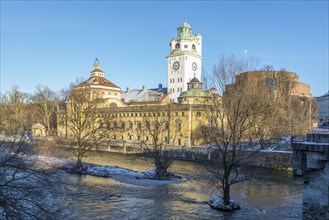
<box><xmin>77</xmin><ymin>76</ymin><xmax>120</xmax><ymax>89</ymax></box>
<box><xmin>122</xmin><ymin>88</ymin><xmax>167</xmax><ymax>103</ymax></box>
<box><xmin>321</xmin><ymin>91</ymin><xmax>329</xmax><ymax>97</ymax></box>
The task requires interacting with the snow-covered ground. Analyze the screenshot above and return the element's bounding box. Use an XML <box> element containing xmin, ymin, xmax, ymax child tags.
<box><xmin>36</xmin><ymin>155</ymin><xmax>183</xmax><ymax>185</ymax></box>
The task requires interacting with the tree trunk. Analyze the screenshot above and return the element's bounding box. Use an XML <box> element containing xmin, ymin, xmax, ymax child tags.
<box><xmin>223</xmin><ymin>181</ymin><xmax>230</xmax><ymax>205</ymax></box>
<box><xmin>155</xmin><ymin>163</ymin><xmax>169</xmax><ymax>178</ymax></box>
<box><xmin>76</xmin><ymin>154</ymin><xmax>83</xmax><ymax>169</ymax></box>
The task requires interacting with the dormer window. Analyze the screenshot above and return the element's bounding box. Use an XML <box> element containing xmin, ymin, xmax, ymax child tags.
<box><xmin>175</xmin><ymin>43</ymin><xmax>180</xmax><ymax>49</ymax></box>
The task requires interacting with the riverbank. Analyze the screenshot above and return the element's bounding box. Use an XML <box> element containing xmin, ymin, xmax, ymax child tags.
<box><xmin>36</xmin><ymin>155</ymin><xmax>184</xmax><ymax>186</ymax></box>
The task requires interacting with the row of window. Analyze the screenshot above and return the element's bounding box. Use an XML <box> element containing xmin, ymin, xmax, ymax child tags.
<box><xmin>101</xmin><ymin>120</ymin><xmax>182</xmax><ymax>132</ymax></box>
<box><xmin>169</xmin><ymin>78</ymin><xmax>183</xmax><ymax>83</ymax></box>
<box><xmin>169</xmin><ymin>88</ymin><xmax>183</xmax><ymax>93</ymax></box>
<box><xmin>175</xmin><ymin>43</ymin><xmax>196</xmax><ymax>50</ymax></box>
<box><xmin>59</xmin><ymin>110</ymin><xmax>200</xmax><ymax>122</ymax></box>
<box><xmin>109</xmin><ymin>134</ymin><xmax>183</xmax><ymax>145</ymax></box>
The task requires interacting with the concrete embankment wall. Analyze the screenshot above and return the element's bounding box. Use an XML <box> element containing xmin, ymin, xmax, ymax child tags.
<box><xmin>188</xmin><ymin>147</ymin><xmax>293</xmax><ymax>170</ymax></box>
<box><xmin>243</xmin><ymin>151</ymin><xmax>292</xmax><ymax>169</ymax></box>
<box><xmin>50</xmin><ymin>137</ymin><xmax>293</xmax><ymax>170</ymax></box>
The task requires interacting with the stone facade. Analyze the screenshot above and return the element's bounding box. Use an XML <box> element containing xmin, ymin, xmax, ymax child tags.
<box><xmin>317</xmin><ymin>92</ymin><xmax>329</xmax><ymax>126</ymax></box>
<box><xmin>292</xmin><ymin>133</ymin><xmax>329</xmax><ymax>219</ymax></box>
<box><xmin>227</xmin><ymin>70</ymin><xmax>311</xmax><ymax>97</ymax></box>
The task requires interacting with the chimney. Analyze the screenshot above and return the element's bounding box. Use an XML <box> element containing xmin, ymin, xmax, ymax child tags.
<box><xmin>142</xmin><ymin>85</ymin><xmax>146</xmax><ymax>90</ymax></box>
<box><xmin>126</xmin><ymin>87</ymin><xmax>130</xmax><ymax>92</ymax></box>
<box><xmin>159</xmin><ymin>83</ymin><xmax>163</xmax><ymax>89</ymax></box>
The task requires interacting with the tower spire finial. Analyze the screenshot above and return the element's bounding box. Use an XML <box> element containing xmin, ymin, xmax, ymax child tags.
<box><xmin>94</xmin><ymin>58</ymin><xmax>100</xmax><ymax>69</ymax></box>
<box><xmin>184</xmin><ymin>16</ymin><xmax>186</xmax><ymax>22</ymax></box>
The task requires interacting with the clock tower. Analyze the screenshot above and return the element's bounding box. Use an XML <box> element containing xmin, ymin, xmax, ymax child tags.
<box><xmin>167</xmin><ymin>18</ymin><xmax>202</xmax><ymax>103</ymax></box>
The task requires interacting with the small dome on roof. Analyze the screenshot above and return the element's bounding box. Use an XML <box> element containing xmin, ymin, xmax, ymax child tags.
<box><xmin>177</xmin><ymin>17</ymin><xmax>193</xmax><ymax>40</ymax></box>
<box><xmin>190</xmin><ymin>77</ymin><xmax>201</xmax><ymax>83</ymax></box>
<box><xmin>178</xmin><ymin>21</ymin><xmax>192</xmax><ymax>29</ymax></box>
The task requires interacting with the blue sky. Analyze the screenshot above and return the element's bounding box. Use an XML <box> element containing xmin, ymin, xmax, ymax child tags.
<box><xmin>1</xmin><ymin>1</ymin><xmax>328</xmax><ymax>97</ymax></box>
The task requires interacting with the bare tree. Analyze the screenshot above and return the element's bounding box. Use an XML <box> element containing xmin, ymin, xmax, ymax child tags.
<box><xmin>62</xmin><ymin>88</ymin><xmax>114</xmax><ymax>169</ymax></box>
<box><xmin>0</xmin><ymin>129</ymin><xmax>62</xmax><ymax>219</ymax></box>
<box><xmin>33</xmin><ymin>85</ymin><xmax>58</xmax><ymax>135</ymax></box>
<box><xmin>200</xmin><ymin>56</ymin><xmax>276</xmax><ymax>209</ymax></box>
<box><xmin>137</xmin><ymin>110</ymin><xmax>176</xmax><ymax>179</ymax></box>
<box><xmin>0</xmin><ymin>86</ymin><xmax>33</xmax><ymax>135</ymax></box>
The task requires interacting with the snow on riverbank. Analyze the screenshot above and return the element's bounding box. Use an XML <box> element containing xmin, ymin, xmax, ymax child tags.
<box><xmin>36</xmin><ymin>155</ymin><xmax>183</xmax><ymax>185</ymax></box>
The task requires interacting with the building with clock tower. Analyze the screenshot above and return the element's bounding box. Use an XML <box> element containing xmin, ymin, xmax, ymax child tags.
<box><xmin>167</xmin><ymin>18</ymin><xmax>202</xmax><ymax>103</ymax></box>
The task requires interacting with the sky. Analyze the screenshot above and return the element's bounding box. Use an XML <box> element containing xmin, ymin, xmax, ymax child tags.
<box><xmin>1</xmin><ymin>1</ymin><xmax>328</xmax><ymax>97</ymax></box>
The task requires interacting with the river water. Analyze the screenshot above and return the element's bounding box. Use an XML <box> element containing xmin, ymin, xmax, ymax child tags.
<box><xmin>55</xmin><ymin>151</ymin><xmax>303</xmax><ymax>219</ymax></box>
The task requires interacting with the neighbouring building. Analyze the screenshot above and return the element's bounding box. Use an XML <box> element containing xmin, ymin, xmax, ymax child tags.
<box><xmin>317</xmin><ymin>91</ymin><xmax>329</xmax><ymax>127</ymax></box>
<box><xmin>227</xmin><ymin>70</ymin><xmax>311</xmax><ymax>97</ymax></box>
<box><xmin>32</xmin><ymin>123</ymin><xmax>47</xmax><ymax>137</ymax></box>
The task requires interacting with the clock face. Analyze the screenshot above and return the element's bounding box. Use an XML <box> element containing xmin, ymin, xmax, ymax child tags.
<box><xmin>192</xmin><ymin>62</ymin><xmax>197</xmax><ymax>71</ymax></box>
<box><xmin>173</xmin><ymin>61</ymin><xmax>180</xmax><ymax>70</ymax></box>
<box><xmin>194</xmin><ymin>84</ymin><xmax>198</xmax><ymax>89</ymax></box>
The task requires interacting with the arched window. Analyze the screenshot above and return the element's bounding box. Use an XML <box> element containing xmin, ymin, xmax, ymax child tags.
<box><xmin>136</xmin><ymin>121</ymin><xmax>141</xmax><ymax>130</ymax></box>
<box><xmin>175</xmin><ymin>43</ymin><xmax>180</xmax><ymax>49</ymax></box>
<box><xmin>163</xmin><ymin>122</ymin><xmax>169</xmax><ymax>130</ymax></box>
<box><xmin>127</xmin><ymin>121</ymin><xmax>133</xmax><ymax>130</ymax></box>
<box><xmin>154</xmin><ymin>122</ymin><xmax>160</xmax><ymax>130</ymax></box>
<box><xmin>192</xmin><ymin>44</ymin><xmax>196</xmax><ymax>50</ymax></box>
<box><xmin>145</xmin><ymin>121</ymin><xmax>150</xmax><ymax>130</ymax></box>
<box><xmin>176</xmin><ymin>119</ymin><xmax>182</xmax><ymax>132</ymax></box>
<box><xmin>119</xmin><ymin>121</ymin><xmax>125</xmax><ymax>130</ymax></box>
<box><xmin>109</xmin><ymin>102</ymin><xmax>118</xmax><ymax>108</ymax></box>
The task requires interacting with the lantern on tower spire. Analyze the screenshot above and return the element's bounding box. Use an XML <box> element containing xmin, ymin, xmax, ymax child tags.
<box><xmin>94</xmin><ymin>58</ymin><xmax>100</xmax><ymax>70</ymax></box>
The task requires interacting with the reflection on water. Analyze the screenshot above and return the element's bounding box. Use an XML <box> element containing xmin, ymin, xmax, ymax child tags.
<box><xmin>57</xmin><ymin>151</ymin><xmax>303</xmax><ymax>219</ymax></box>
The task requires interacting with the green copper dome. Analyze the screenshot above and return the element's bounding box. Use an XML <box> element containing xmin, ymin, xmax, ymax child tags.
<box><xmin>178</xmin><ymin>21</ymin><xmax>192</xmax><ymax>29</ymax></box>
<box><xmin>177</xmin><ymin>18</ymin><xmax>193</xmax><ymax>40</ymax></box>
<box><xmin>179</xmin><ymin>77</ymin><xmax>210</xmax><ymax>98</ymax></box>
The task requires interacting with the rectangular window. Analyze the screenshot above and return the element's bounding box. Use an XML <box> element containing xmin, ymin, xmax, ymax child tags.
<box><xmin>184</xmin><ymin>45</ymin><xmax>188</xmax><ymax>48</ymax></box>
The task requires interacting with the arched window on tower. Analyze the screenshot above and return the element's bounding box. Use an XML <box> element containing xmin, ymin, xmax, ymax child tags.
<box><xmin>192</xmin><ymin>44</ymin><xmax>196</xmax><ymax>50</ymax></box>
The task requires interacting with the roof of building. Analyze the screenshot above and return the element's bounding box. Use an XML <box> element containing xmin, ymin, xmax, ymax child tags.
<box><xmin>179</xmin><ymin>77</ymin><xmax>209</xmax><ymax>98</ymax></box>
<box><xmin>176</xmin><ymin>18</ymin><xmax>197</xmax><ymax>41</ymax></box>
<box><xmin>321</xmin><ymin>91</ymin><xmax>329</xmax><ymax>97</ymax></box>
<box><xmin>122</xmin><ymin>88</ymin><xmax>167</xmax><ymax>103</ymax></box>
<box><xmin>178</xmin><ymin>20</ymin><xmax>192</xmax><ymax>29</ymax></box>
<box><xmin>77</xmin><ymin>76</ymin><xmax>120</xmax><ymax>89</ymax></box>
<box><xmin>190</xmin><ymin>76</ymin><xmax>201</xmax><ymax>83</ymax></box>
<box><xmin>179</xmin><ymin>89</ymin><xmax>209</xmax><ymax>98</ymax></box>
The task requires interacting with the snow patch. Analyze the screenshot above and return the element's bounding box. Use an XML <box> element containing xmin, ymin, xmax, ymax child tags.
<box><xmin>208</xmin><ymin>199</ymin><xmax>241</xmax><ymax>212</ymax></box>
